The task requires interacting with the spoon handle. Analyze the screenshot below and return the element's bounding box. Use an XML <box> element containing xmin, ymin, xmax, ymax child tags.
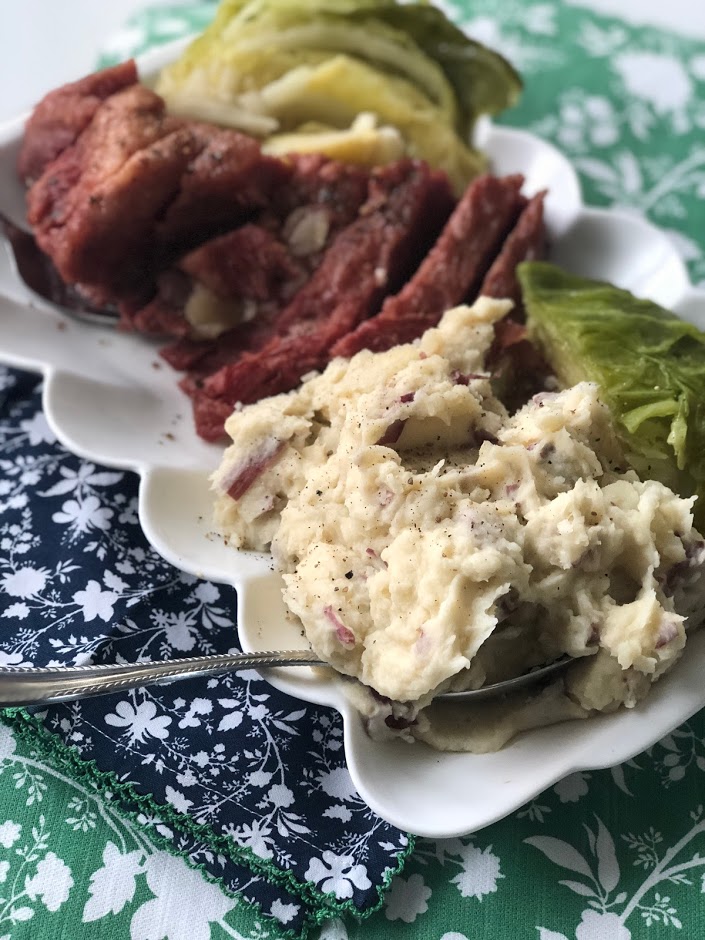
<box><xmin>0</xmin><ymin>650</ymin><xmax>324</xmax><ymax>706</ymax></box>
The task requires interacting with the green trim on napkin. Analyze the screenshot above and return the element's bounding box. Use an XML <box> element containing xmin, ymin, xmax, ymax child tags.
<box><xmin>2</xmin><ymin>709</ymin><xmax>414</xmax><ymax>932</ymax></box>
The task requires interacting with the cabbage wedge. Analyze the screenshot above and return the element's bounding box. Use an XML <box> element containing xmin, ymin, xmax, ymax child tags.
<box><xmin>519</xmin><ymin>262</ymin><xmax>705</xmax><ymax>527</ymax></box>
<box><xmin>156</xmin><ymin>0</ymin><xmax>521</xmax><ymax>191</ymax></box>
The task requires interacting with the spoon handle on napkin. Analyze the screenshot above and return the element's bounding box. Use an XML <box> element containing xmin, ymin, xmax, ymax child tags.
<box><xmin>0</xmin><ymin>650</ymin><xmax>324</xmax><ymax>706</ymax></box>
<box><xmin>0</xmin><ymin>652</ymin><xmax>573</xmax><ymax>707</ymax></box>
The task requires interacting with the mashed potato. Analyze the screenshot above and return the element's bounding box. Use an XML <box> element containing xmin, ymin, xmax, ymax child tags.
<box><xmin>212</xmin><ymin>297</ymin><xmax>705</xmax><ymax>751</ymax></box>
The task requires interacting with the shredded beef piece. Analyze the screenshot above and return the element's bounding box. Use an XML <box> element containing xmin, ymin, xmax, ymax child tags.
<box><xmin>184</xmin><ymin>381</ymin><xmax>235</xmax><ymax>443</ymax></box>
<box><xmin>118</xmin><ymin>270</ymin><xmax>192</xmax><ymax>336</ymax></box>
<box><xmin>479</xmin><ymin>190</ymin><xmax>547</xmax><ymax>313</ymax></box>
<box><xmin>190</xmin><ymin>160</ymin><xmax>454</xmax><ymax>437</ymax></box>
<box><xmin>130</xmin><ymin>299</ymin><xmax>192</xmax><ymax>337</ymax></box>
<box><xmin>161</xmin><ymin>325</ymin><xmax>263</xmax><ymax>373</ymax></box>
<box><xmin>492</xmin><ymin>317</ymin><xmax>529</xmax><ymax>352</ymax></box>
<box><xmin>330</xmin><ymin>174</ymin><xmax>526</xmax><ymax>358</ymax></box>
<box><xmin>17</xmin><ymin>60</ymin><xmax>138</xmax><ymax>185</ymax></box>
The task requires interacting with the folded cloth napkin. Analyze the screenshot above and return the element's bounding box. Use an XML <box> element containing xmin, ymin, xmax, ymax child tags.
<box><xmin>0</xmin><ymin>368</ymin><xmax>411</xmax><ymax>938</ymax></box>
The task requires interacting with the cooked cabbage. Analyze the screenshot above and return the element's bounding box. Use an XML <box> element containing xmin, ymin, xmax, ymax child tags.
<box><xmin>520</xmin><ymin>262</ymin><xmax>705</xmax><ymax>527</ymax></box>
<box><xmin>156</xmin><ymin>0</ymin><xmax>521</xmax><ymax>191</ymax></box>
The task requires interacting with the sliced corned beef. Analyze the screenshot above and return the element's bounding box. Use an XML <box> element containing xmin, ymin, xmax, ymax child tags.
<box><xmin>330</xmin><ymin>174</ymin><xmax>526</xmax><ymax>358</ymax></box>
<box><xmin>479</xmin><ymin>190</ymin><xmax>547</xmax><ymax>310</ymax></box>
<box><xmin>194</xmin><ymin>160</ymin><xmax>454</xmax><ymax>431</ymax></box>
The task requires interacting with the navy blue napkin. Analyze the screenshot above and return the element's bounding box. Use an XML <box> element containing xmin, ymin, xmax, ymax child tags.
<box><xmin>0</xmin><ymin>365</ymin><xmax>412</xmax><ymax>935</ymax></box>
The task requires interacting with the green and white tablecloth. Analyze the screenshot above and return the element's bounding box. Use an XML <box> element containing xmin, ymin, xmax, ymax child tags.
<box><xmin>3</xmin><ymin>1</ymin><xmax>705</xmax><ymax>937</ymax></box>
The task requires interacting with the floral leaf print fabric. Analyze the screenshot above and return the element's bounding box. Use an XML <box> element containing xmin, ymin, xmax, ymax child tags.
<box><xmin>0</xmin><ymin>369</ymin><xmax>410</xmax><ymax>934</ymax></box>
<box><xmin>0</xmin><ymin>721</ymin><xmax>279</xmax><ymax>940</ymax></box>
<box><xmin>447</xmin><ymin>0</ymin><xmax>705</xmax><ymax>284</ymax></box>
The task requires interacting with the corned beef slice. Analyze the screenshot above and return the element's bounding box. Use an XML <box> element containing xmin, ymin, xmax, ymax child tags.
<box><xmin>20</xmin><ymin>68</ymin><xmax>548</xmax><ymax>444</ymax></box>
<box><xmin>482</xmin><ymin>193</ymin><xmax>548</xmax><ymax>412</ymax></box>
<box><xmin>163</xmin><ymin>227</ymin><xmax>305</xmax><ymax>349</ymax></box>
<box><xmin>264</xmin><ymin>160</ymin><xmax>454</xmax><ymax>342</ymax></box>
<box><xmin>128</xmin><ymin>226</ymin><xmax>306</xmax><ymax>341</ymax></box>
<box><xmin>330</xmin><ymin>174</ymin><xmax>526</xmax><ymax>358</ymax></box>
<box><xmin>269</xmin><ymin>155</ymin><xmax>371</xmax><ymax>268</ymax></box>
<box><xmin>25</xmin><ymin>85</ymin><xmax>290</xmax><ymax>307</ymax></box>
<box><xmin>195</xmin><ymin>160</ymin><xmax>455</xmax><ymax>428</ymax></box>
<box><xmin>479</xmin><ymin>190</ymin><xmax>547</xmax><ymax>309</ymax></box>
<box><xmin>26</xmin><ymin>85</ymin><xmax>191</xmax><ymax>304</ymax></box>
<box><xmin>17</xmin><ymin>60</ymin><xmax>138</xmax><ymax>185</ymax></box>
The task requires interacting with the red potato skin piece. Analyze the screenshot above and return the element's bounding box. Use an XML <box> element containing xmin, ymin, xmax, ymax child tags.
<box><xmin>17</xmin><ymin>60</ymin><xmax>138</xmax><ymax>185</ymax></box>
<box><xmin>199</xmin><ymin>161</ymin><xmax>455</xmax><ymax>411</ymax></box>
<box><xmin>330</xmin><ymin>174</ymin><xmax>526</xmax><ymax>358</ymax></box>
<box><xmin>323</xmin><ymin>605</ymin><xmax>356</xmax><ymax>648</ymax></box>
<box><xmin>224</xmin><ymin>439</ymin><xmax>287</xmax><ymax>501</ymax></box>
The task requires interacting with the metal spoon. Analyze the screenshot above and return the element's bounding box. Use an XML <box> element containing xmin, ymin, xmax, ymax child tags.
<box><xmin>1</xmin><ymin>210</ymin><xmax>119</xmax><ymax>325</ymax></box>
<box><xmin>0</xmin><ymin>650</ymin><xmax>573</xmax><ymax>707</ymax></box>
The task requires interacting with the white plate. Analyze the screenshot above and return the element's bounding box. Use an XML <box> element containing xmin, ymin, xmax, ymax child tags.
<box><xmin>1</xmin><ymin>43</ymin><xmax>705</xmax><ymax>839</ymax></box>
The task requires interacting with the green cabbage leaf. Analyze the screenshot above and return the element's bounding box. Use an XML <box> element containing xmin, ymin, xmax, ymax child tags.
<box><xmin>156</xmin><ymin>0</ymin><xmax>521</xmax><ymax>190</ymax></box>
<box><xmin>519</xmin><ymin>262</ymin><xmax>705</xmax><ymax>527</ymax></box>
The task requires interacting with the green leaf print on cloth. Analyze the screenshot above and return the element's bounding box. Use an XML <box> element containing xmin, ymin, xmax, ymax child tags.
<box><xmin>447</xmin><ymin>0</ymin><xmax>705</xmax><ymax>282</ymax></box>
<box><xmin>5</xmin><ymin>1</ymin><xmax>705</xmax><ymax>939</ymax></box>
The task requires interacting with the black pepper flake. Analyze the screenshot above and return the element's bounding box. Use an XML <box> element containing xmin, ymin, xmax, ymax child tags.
<box><xmin>345</xmin><ymin>571</ymin><xmax>353</xmax><ymax>580</ymax></box>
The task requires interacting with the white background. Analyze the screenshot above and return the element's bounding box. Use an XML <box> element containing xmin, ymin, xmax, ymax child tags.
<box><xmin>1</xmin><ymin>0</ymin><xmax>705</xmax><ymax>122</ymax></box>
